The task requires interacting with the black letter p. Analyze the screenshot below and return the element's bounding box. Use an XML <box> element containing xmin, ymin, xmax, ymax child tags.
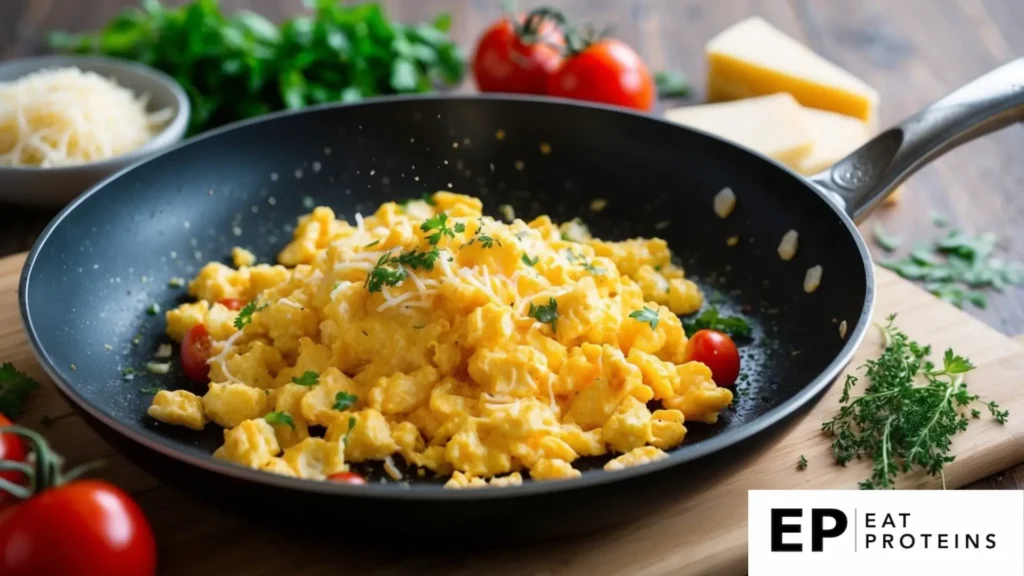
<box><xmin>811</xmin><ymin>509</ymin><xmax>848</xmax><ymax>552</ymax></box>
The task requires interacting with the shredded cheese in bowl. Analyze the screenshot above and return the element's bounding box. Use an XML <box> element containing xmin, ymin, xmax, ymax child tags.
<box><xmin>0</xmin><ymin>66</ymin><xmax>172</xmax><ymax>168</ymax></box>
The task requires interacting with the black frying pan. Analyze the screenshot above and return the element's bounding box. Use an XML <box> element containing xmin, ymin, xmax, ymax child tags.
<box><xmin>19</xmin><ymin>59</ymin><xmax>1023</xmax><ymax>540</ymax></box>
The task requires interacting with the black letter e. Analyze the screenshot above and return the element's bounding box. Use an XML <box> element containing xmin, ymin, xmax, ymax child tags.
<box><xmin>771</xmin><ymin>509</ymin><xmax>802</xmax><ymax>552</ymax></box>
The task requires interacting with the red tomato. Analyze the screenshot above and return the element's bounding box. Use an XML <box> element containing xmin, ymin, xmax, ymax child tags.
<box><xmin>217</xmin><ymin>298</ymin><xmax>246</xmax><ymax>311</ymax></box>
<box><xmin>180</xmin><ymin>323</ymin><xmax>212</xmax><ymax>383</ymax></box>
<box><xmin>685</xmin><ymin>330</ymin><xmax>741</xmax><ymax>387</ymax></box>
<box><xmin>547</xmin><ymin>39</ymin><xmax>655</xmax><ymax>111</ymax></box>
<box><xmin>0</xmin><ymin>480</ymin><xmax>156</xmax><ymax>576</ymax></box>
<box><xmin>327</xmin><ymin>471</ymin><xmax>367</xmax><ymax>485</ymax></box>
<box><xmin>0</xmin><ymin>415</ymin><xmax>26</xmax><ymax>509</ymax></box>
<box><xmin>472</xmin><ymin>13</ymin><xmax>564</xmax><ymax>94</ymax></box>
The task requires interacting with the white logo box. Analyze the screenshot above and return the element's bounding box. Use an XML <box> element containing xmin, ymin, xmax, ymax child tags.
<box><xmin>749</xmin><ymin>490</ymin><xmax>1024</xmax><ymax>575</ymax></box>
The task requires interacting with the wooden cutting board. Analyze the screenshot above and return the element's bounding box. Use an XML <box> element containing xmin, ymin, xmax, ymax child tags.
<box><xmin>2</xmin><ymin>252</ymin><xmax>1023</xmax><ymax>576</ymax></box>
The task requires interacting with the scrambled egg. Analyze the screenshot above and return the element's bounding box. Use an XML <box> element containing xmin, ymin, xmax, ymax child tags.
<box><xmin>149</xmin><ymin>192</ymin><xmax>733</xmax><ymax>486</ymax></box>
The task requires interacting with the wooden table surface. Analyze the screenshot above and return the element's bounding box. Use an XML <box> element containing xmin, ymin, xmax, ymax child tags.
<box><xmin>1</xmin><ymin>0</ymin><xmax>1022</xmax><ymax>537</ymax></box>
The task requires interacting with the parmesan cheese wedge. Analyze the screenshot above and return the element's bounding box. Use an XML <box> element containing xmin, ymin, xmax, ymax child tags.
<box><xmin>796</xmin><ymin>107</ymin><xmax>902</xmax><ymax>203</ymax></box>
<box><xmin>795</xmin><ymin>107</ymin><xmax>870</xmax><ymax>175</ymax></box>
<box><xmin>665</xmin><ymin>93</ymin><xmax>813</xmax><ymax>166</ymax></box>
<box><xmin>705</xmin><ymin>17</ymin><xmax>879</xmax><ymax>123</ymax></box>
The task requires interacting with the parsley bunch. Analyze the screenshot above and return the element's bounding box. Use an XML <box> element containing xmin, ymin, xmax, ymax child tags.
<box><xmin>822</xmin><ymin>315</ymin><xmax>1008</xmax><ymax>490</ymax></box>
<box><xmin>0</xmin><ymin>363</ymin><xmax>40</xmax><ymax>417</ymax></box>
<box><xmin>50</xmin><ymin>0</ymin><xmax>464</xmax><ymax>135</ymax></box>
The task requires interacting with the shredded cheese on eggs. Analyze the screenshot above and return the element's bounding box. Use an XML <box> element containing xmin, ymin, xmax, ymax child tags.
<box><xmin>156</xmin><ymin>192</ymin><xmax>734</xmax><ymax>486</ymax></box>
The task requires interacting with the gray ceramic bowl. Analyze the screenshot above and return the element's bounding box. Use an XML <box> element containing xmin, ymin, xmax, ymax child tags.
<box><xmin>0</xmin><ymin>55</ymin><xmax>190</xmax><ymax>207</ymax></box>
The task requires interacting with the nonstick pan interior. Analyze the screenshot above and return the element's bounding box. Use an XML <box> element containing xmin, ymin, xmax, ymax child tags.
<box><xmin>21</xmin><ymin>96</ymin><xmax>870</xmax><ymax>492</ymax></box>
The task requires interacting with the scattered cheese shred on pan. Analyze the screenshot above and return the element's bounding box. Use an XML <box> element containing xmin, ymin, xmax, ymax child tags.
<box><xmin>713</xmin><ymin>187</ymin><xmax>736</xmax><ymax>218</ymax></box>
<box><xmin>778</xmin><ymin>229</ymin><xmax>799</xmax><ymax>261</ymax></box>
<box><xmin>804</xmin><ymin>265</ymin><xmax>823</xmax><ymax>293</ymax></box>
<box><xmin>0</xmin><ymin>67</ymin><xmax>172</xmax><ymax>168</ymax></box>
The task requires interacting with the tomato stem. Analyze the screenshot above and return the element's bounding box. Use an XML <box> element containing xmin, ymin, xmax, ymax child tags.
<box><xmin>563</xmin><ymin>22</ymin><xmax>609</xmax><ymax>57</ymax></box>
<box><xmin>0</xmin><ymin>425</ymin><xmax>102</xmax><ymax>501</ymax></box>
<box><xmin>514</xmin><ymin>6</ymin><xmax>568</xmax><ymax>47</ymax></box>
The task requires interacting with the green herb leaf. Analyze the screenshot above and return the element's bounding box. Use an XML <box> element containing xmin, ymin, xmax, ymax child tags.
<box><xmin>453</xmin><ymin>222</ymin><xmax>466</xmax><ymax>234</ymax></box>
<box><xmin>333</xmin><ymin>391</ymin><xmax>358</xmax><ymax>411</ymax></box>
<box><xmin>234</xmin><ymin>300</ymin><xmax>267</xmax><ymax>330</ymax></box>
<box><xmin>0</xmin><ymin>362</ymin><xmax>41</xmax><ymax>417</ymax></box>
<box><xmin>365</xmin><ymin>240</ymin><xmax>380</xmax><ymax>248</ymax></box>
<box><xmin>264</xmin><ymin>410</ymin><xmax>295</xmax><ymax>429</ymax></box>
<box><xmin>682</xmin><ymin>307</ymin><xmax>752</xmax><ymax>339</ymax></box>
<box><xmin>146</xmin><ymin>303</ymin><xmax>161</xmax><ymax>316</ymax></box>
<box><xmin>654</xmin><ymin>70</ymin><xmax>691</xmax><ymax>98</ymax></box>
<box><xmin>521</xmin><ymin>253</ymin><xmax>539</xmax><ymax>267</ymax></box>
<box><xmin>291</xmin><ymin>370</ymin><xmax>320</xmax><ymax>386</ymax></box>
<box><xmin>421</xmin><ymin>212</ymin><xmax>456</xmax><ymax>245</ymax></box>
<box><xmin>344</xmin><ymin>415</ymin><xmax>357</xmax><ymax>445</ymax></box>
<box><xmin>797</xmin><ymin>455</ymin><xmax>808</xmax><ymax>471</ymax></box>
<box><xmin>583</xmin><ymin>262</ymin><xmax>605</xmax><ymax>275</ymax></box>
<box><xmin>872</xmin><ymin>222</ymin><xmax>902</xmax><ymax>252</ymax></box>
<box><xmin>527</xmin><ymin>297</ymin><xmax>559</xmax><ymax>333</ymax></box>
<box><xmin>365</xmin><ymin>253</ymin><xmax>408</xmax><ymax>293</ymax></box>
<box><xmin>139</xmin><ymin>386</ymin><xmax>165</xmax><ymax>394</ymax></box>
<box><xmin>629</xmin><ymin>307</ymin><xmax>659</xmax><ymax>330</ymax></box>
<box><xmin>478</xmin><ymin>235</ymin><xmax>500</xmax><ymax>249</ymax></box>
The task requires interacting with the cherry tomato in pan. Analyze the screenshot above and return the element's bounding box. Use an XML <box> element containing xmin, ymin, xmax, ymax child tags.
<box><xmin>327</xmin><ymin>471</ymin><xmax>367</xmax><ymax>485</ymax></box>
<box><xmin>685</xmin><ymin>329</ymin><xmax>741</xmax><ymax>387</ymax></box>
<box><xmin>180</xmin><ymin>323</ymin><xmax>213</xmax><ymax>383</ymax></box>
<box><xmin>217</xmin><ymin>298</ymin><xmax>246</xmax><ymax>311</ymax></box>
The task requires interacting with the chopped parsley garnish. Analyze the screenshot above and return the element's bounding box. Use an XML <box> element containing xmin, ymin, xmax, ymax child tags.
<box><xmin>583</xmin><ymin>262</ymin><xmax>605</xmax><ymax>275</ymax></box>
<box><xmin>168</xmin><ymin>277</ymin><xmax>186</xmax><ymax>288</ymax></box>
<box><xmin>682</xmin><ymin>307</ymin><xmax>752</xmax><ymax>339</ymax></box>
<box><xmin>291</xmin><ymin>371</ymin><xmax>320</xmax><ymax>386</ymax></box>
<box><xmin>365</xmin><ymin>240</ymin><xmax>380</xmax><ymax>248</ymax></box>
<box><xmin>234</xmin><ymin>301</ymin><xmax>268</xmax><ymax>330</ymax></box>
<box><xmin>822</xmin><ymin>315</ymin><xmax>1009</xmax><ymax>490</ymax></box>
<box><xmin>478</xmin><ymin>235</ymin><xmax>500</xmax><ymax>248</ymax></box>
<box><xmin>872</xmin><ymin>222</ymin><xmax>902</xmax><ymax>252</ymax></box>
<box><xmin>365</xmin><ymin>253</ymin><xmax>408</xmax><ymax>293</ymax></box>
<box><xmin>343</xmin><ymin>415</ymin><xmax>357</xmax><ymax>446</ymax></box>
<box><xmin>797</xmin><ymin>455</ymin><xmax>808</xmax><ymax>471</ymax></box>
<box><xmin>521</xmin><ymin>253</ymin><xmax>539</xmax><ymax>267</ymax></box>
<box><xmin>397</xmin><ymin>248</ymin><xmax>440</xmax><ymax>271</ymax></box>
<box><xmin>121</xmin><ymin>367</ymin><xmax>136</xmax><ymax>380</ymax></box>
<box><xmin>878</xmin><ymin>229</ymin><xmax>1024</xmax><ymax>309</ymax></box>
<box><xmin>0</xmin><ymin>362</ymin><xmax>40</xmax><ymax>417</ymax></box>
<box><xmin>333</xmin><ymin>391</ymin><xmax>358</xmax><ymax>411</ymax></box>
<box><xmin>146</xmin><ymin>303</ymin><xmax>161</xmax><ymax>316</ymax></box>
<box><xmin>422</xmin><ymin>193</ymin><xmax>436</xmax><ymax>205</ymax></box>
<box><xmin>421</xmin><ymin>213</ymin><xmax>456</xmax><ymax>245</ymax></box>
<box><xmin>264</xmin><ymin>410</ymin><xmax>295</xmax><ymax>429</ymax></box>
<box><xmin>527</xmin><ymin>298</ymin><xmax>559</xmax><ymax>333</ymax></box>
<box><xmin>453</xmin><ymin>222</ymin><xmax>466</xmax><ymax>233</ymax></box>
<box><xmin>139</xmin><ymin>386</ymin><xmax>165</xmax><ymax>394</ymax></box>
<box><xmin>629</xmin><ymin>307</ymin><xmax>659</xmax><ymax>330</ymax></box>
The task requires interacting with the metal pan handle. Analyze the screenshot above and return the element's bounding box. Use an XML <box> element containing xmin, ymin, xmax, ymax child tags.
<box><xmin>809</xmin><ymin>58</ymin><xmax>1024</xmax><ymax>222</ymax></box>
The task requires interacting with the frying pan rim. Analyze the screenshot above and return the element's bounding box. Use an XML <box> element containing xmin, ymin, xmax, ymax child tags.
<box><xmin>19</xmin><ymin>94</ymin><xmax>876</xmax><ymax>501</ymax></box>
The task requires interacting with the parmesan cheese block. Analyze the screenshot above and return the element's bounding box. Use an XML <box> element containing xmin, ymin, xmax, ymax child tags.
<box><xmin>795</xmin><ymin>107</ymin><xmax>870</xmax><ymax>175</ymax></box>
<box><xmin>705</xmin><ymin>17</ymin><xmax>879</xmax><ymax>123</ymax></box>
<box><xmin>665</xmin><ymin>93</ymin><xmax>813</xmax><ymax>166</ymax></box>
<box><xmin>796</xmin><ymin>107</ymin><xmax>902</xmax><ymax>203</ymax></box>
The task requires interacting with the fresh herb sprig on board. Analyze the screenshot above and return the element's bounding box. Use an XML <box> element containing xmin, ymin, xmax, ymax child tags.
<box><xmin>822</xmin><ymin>315</ymin><xmax>1008</xmax><ymax>490</ymax></box>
